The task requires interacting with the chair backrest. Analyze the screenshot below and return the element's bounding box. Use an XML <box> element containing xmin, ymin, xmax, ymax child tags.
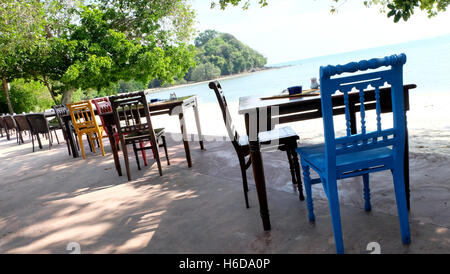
<box><xmin>13</xmin><ymin>115</ymin><xmax>31</xmax><ymax>131</ymax></box>
<box><xmin>109</xmin><ymin>91</ymin><xmax>156</xmax><ymax>137</ymax></box>
<box><xmin>3</xmin><ymin>115</ymin><xmax>17</xmax><ymax>130</ymax></box>
<box><xmin>26</xmin><ymin>114</ymin><xmax>50</xmax><ymax>134</ymax></box>
<box><xmin>52</xmin><ymin>104</ymin><xmax>70</xmax><ymax>131</ymax></box>
<box><xmin>209</xmin><ymin>81</ymin><xmax>240</xmax><ymax>144</ymax></box>
<box><xmin>0</xmin><ymin>116</ymin><xmax>5</xmax><ymax>130</ymax></box>
<box><xmin>91</xmin><ymin>97</ymin><xmax>112</xmax><ymax>128</ymax></box>
<box><xmin>66</xmin><ymin>101</ymin><xmax>99</xmax><ymax>133</ymax></box>
<box><xmin>319</xmin><ymin>53</ymin><xmax>407</xmax><ymax>173</ymax></box>
<box><xmin>91</xmin><ymin>97</ymin><xmax>112</xmax><ymax>114</ymax></box>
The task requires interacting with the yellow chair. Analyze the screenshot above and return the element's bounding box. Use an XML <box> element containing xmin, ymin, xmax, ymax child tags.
<box><xmin>66</xmin><ymin>100</ymin><xmax>105</xmax><ymax>159</ymax></box>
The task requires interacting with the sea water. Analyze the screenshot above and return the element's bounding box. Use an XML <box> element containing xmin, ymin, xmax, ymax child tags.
<box><xmin>147</xmin><ymin>33</ymin><xmax>450</xmax><ymax>104</ymax></box>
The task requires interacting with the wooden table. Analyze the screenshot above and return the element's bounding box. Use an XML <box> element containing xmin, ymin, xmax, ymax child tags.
<box><xmin>99</xmin><ymin>95</ymin><xmax>205</xmax><ymax>177</ymax></box>
<box><xmin>238</xmin><ymin>84</ymin><xmax>416</xmax><ymax>231</ymax></box>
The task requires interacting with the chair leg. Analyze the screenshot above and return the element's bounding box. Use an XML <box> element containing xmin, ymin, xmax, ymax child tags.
<box><xmin>36</xmin><ymin>132</ymin><xmax>43</xmax><ymax>149</ymax></box>
<box><xmin>139</xmin><ymin>141</ymin><xmax>148</xmax><ymax>166</ymax></box>
<box><xmin>86</xmin><ymin>134</ymin><xmax>93</xmax><ymax>152</ymax></box>
<box><xmin>326</xmin><ymin>177</ymin><xmax>345</xmax><ymax>254</ymax></box>
<box><xmin>133</xmin><ymin>142</ymin><xmax>141</xmax><ymax>170</ymax></box>
<box><xmin>291</xmin><ymin>147</ymin><xmax>305</xmax><ymax>201</ymax></box>
<box><xmin>98</xmin><ymin>131</ymin><xmax>105</xmax><ymax>156</ymax></box>
<box><xmin>285</xmin><ymin>149</ymin><xmax>297</xmax><ymax>187</ymax></box>
<box><xmin>122</xmin><ymin>140</ymin><xmax>132</xmax><ymax>181</ymax></box>
<box><xmin>238</xmin><ymin>154</ymin><xmax>250</xmax><ymax>209</ymax></box>
<box><xmin>301</xmin><ymin>161</ymin><xmax>315</xmax><ymax>222</ymax></box>
<box><xmin>53</xmin><ymin>129</ymin><xmax>60</xmax><ymax>144</ymax></box>
<box><xmin>65</xmin><ymin>133</ymin><xmax>71</xmax><ymax>156</ymax></box>
<box><xmin>151</xmin><ymin>138</ymin><xmax>163</xmax><ymax>176</ymax></box>
<box><xmin>391</xmin><ymin>167</ymin><xmax>411</xmax><ymax>245</ymax></box>
<box><xmin>89</xmin><ymin>133</ymin><xmax>96</xmax><ymax>153</ymax></box>
<box><xmin>48</xmin><ymin>133</ymin><xmax>52</xmax><ymax>150</ymax></box>
<box><xmin>95</xmin><ymin>133</ymin><xmax>100</xmax><ymax>147</ymax></box>
<box><xmin>161</xmin><ymin>135</ymin><xmax>170</xmax><ymax>166</ymax></box>
<box><xmin>78</xmin><ymin>134</ymin><xmax>86</xmax><ymax>159</ymax></box>
<box><xmin>363</xmin><ymin>174</ymin><xmax>371</xmax><ymax>212</ymax></box>
<box><xmin>31</xmin><ymin>133</ymin><xmax>35</xmax><ymax>152</ymax></box>
<box><xmin>74</xmin><ymin>132</ymin><xmax>80</xmax><ymax>151</ymax></box>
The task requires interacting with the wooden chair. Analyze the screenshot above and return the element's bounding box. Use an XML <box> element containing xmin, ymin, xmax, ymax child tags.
<box><xmin>296</xmin><ymin>54</ymin><xmax>411</xmax><ymax>253</ymax></box>
<box><xmin>109</xmin><ymin>91</ymin><xmax>167</xmax><ymax>181</ymax></box>
<box><xmin>66</xmin><ymin>100</ymin><xmax>106</xmax><ymax>159</ymax></box>
<box><xmin>91</xmin><ymin>97</ymin><xmax>158</xmax><ymax>167</ymax></box>
<box><xmin>13</xmin><ymin>114</ymin><xmax>32</xmax><ymax>144</ymax></box>
<box><xmin>209</xmin><ymin>81</ymin><xmax>304</xmax><ymax>209</ymax></box>
<box><xmin>0</xmin><ymin>116</ymin><xmax>5</xmax><ymax>138</ymax></box>
<box><xmin>26</xmin><ymin>114</ymin><xmax>54</xmax><ymax>151</ymax></box>
<box><xmin>52</xmin><ymin>105</ymin><xmax>75</xmax><ymax>155</ymax></box>
<box><xmin>3</xmin><ymin>115</ymin><xmax>18</xmax><ymax>143</ymax></box>
<box><xmin>90</xmin><ymin>97</ymin><xmax>111</xmax><ymax>139</ymax></box>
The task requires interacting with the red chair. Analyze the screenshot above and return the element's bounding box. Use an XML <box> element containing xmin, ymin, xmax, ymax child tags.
<box><xmin>91</xmin><ymin>97</ymin><xmax>149</xmax><ymax>166</ymax></box>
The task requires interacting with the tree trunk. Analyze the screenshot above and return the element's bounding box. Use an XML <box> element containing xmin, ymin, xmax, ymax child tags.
<box><xmin>43</xmin><ymin>77</ymin><xmax>58</xmax><ymax>105</ymax></box>
<box><xmin>61</xmin><ymin>87</ymin><xmax>75</xmax><ymax>105</ymax></box>
<box><xmin>2</xmin><ymin>76</ymin><xmax>14</xmax><ymax>114</ymax></box>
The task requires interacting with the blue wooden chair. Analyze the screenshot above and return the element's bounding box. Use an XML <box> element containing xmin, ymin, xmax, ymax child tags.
<box><xmin>296</xmin><ymin>54</ymin><xmax>411</xmax><ymax>254</ymax></box>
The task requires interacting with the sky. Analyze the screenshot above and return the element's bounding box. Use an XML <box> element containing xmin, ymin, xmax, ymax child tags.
<box><xmin>190</xmin><ymin>0</ymin><xmax>450</xmax><ymax>65</ymax></box>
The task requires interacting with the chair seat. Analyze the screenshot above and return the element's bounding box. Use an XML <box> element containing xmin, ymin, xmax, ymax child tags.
<box><xmin>238</xmin><ymin>126</ymin><xmax>299</xmax><ymax>147</ymax></box>
<box><xmin>296</xmin><ymin>144</ymin><xmax>394</xmax><ymax>178</ymax></box>
<box><xmin>124</xmin><ymin>128</ymin><xmax>164</xmax><ymax>141</ymax></box>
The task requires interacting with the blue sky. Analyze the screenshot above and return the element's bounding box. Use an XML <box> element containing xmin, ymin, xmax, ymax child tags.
<box><xmin>191</xmin><ymin>0</ymin><xmax>450</xmax><ymax>65</ymax></box>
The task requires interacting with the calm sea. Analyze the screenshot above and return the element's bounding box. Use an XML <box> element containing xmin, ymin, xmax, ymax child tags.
<box><xmin>148</xmin><ymin>34</ymin><xmax>450</xmax><ymax>103</ymax></box>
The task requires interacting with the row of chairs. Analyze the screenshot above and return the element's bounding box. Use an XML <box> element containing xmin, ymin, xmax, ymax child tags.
<box><xmin>53</xmin><ymin>92</ymin><xmax>170</xmax><ymax>180</ymax></box>
<box><xmin>0</xmin><ymin>92</ymin><xmax>170</xmax><ymax>181</ymax></box>
<box><xmin>0</xmin><ymin>113</ymin><xmax>60</xmax><ymax>151</ymax></box>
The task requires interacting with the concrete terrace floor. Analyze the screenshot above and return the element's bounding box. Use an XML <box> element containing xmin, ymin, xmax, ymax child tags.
<box><xmin>0</xmin><ymin>131</ymin><xmax>449</xmax><ymax>254</ymax></box>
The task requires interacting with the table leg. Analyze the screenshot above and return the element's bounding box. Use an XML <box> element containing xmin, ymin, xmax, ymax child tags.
<box><xmin>64</xmin><ymin>118</ymin><xmax>79</xmax><ymax>158</ymax></box>
<box><xmin>178</xmin><ymin>111</ymin><xmax>192</xmax><ymax>168</ymax></box>
<box><xmin>107</xmin><ymin>124</ymin><xmax>122</xmax><ymax>177</ymax></box>
<box><xmin>193</xmin><ymin>97</ymin><xmax>205</xmax><ymax>150</ymax></box>
<box><xmin>245</xmin><ymin>110</ymin><xmax>271</xmax><ymax>231</ymax></box>
<box><xmin>249</xmin><ymin>140</ymin><xmax>271</xmax><ymax>231</ymax></box>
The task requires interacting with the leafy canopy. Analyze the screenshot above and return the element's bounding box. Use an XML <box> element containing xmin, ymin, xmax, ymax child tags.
<box><xmin>212</xmin><ymin>0</ymin><xmax>450</xmax><ymax>22</ymax></box>
<box><xmin>1</xmin><ymin>0</ymin><xmax>197</xmax><ymax>106</ymax></box>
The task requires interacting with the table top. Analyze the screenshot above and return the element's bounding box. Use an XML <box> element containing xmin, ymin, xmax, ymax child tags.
<box><xmin>238</xmin><ymin>84</ymin><xmax>416</xmax><ymax>114</ymax></box>
<box><xmin>239</xmin><ymin>93</ymin><xmax>321</xmax><ymax>114</ymax></box>
<box><xmin>147</xmin><ymin>95</ymin><xmax>195</xmax><ymax>111</ymax></box>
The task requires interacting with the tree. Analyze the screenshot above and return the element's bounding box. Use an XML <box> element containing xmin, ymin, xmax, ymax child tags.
<box><xmin>212</xmin><ymin>0</ymin><xmax>450</xmax><ymax>22</ymax></box>
<box><xmin>0</xmin><ymin>0</ymin><xmax>46</xmax><ymax>113</ymax></box>
<box><xmin>1</xmin><ymin>0</ymin><xmax>197</xmax><ymax>107</ymax></box>
<box><xmin>190</xmin><ymin>63</ymin><xmax>221</xmax><ymax>82</ymax></box>
<box><xmin>52</xmin><ymin>0</ymin><xmax>197</xmax><ymax>104</ymax></box>
<box><xmin>193</xmin><ymin>30</ymin><xmax>267</xmax><ymax>79</ymax></box>
<box><xmin>195</xmin><ymin>30</ymin><xmax>219</xmax><ymax>47</ymax></box>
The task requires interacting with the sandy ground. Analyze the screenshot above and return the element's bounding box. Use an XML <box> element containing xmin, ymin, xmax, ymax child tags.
<box><xmin>0</xmin><ymin>90</ymin><xmax>449</xmax><ymax>254</ymax></box>
<box><xmin>0</xmin><ymin>130</ymin><xmax>449</xmax><ymax>254</ymax></box>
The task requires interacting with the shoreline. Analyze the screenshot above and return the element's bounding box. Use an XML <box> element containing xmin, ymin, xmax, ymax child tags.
<box><xmin>144</xmin><ymin>65</ymin><xmax>290</xmax><ymax>95</ymax></box>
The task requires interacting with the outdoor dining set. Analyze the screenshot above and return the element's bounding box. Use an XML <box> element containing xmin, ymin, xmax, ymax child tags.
<box><xmin>0</xmin><ymin>53</ymin><xmax>415</xmax><ymax>254</ymax></box>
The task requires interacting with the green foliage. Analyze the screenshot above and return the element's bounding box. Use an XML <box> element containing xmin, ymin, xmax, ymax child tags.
<box><xmin>195</xmin><ymin>30</ymin><xmax>219</xmax><ymax>47</ymax></box>
<box><xmin>193</xmin><ymin>30</ymin><xmax>267</xmax><ymax>80</ymax></box>
<box><xmin>1</xmin><ymin>0</ymin><xmax>197</xmax><ymax>108</ymax></box>
<box><xmin>214</xmin><ymin>0</ymin><xmax>450</xmax><ymax>22</ymax></box>
<box><xmin>0</xmin><ymin>79</ymin><xmax>53</xmax><ymax>114</ymax></box>
<box><xmin>0</xmin><ymin>0</ymin><xmax>46</xmax><ymax>81</ymax></box>
<box><xmin>190</xmin><ymin>63</ymin><xmax>222</xmax><ymax>82</ymax></box>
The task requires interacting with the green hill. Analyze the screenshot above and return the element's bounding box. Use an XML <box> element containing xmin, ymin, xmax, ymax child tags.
<box><xmin>188</xmin><ymin>30</ymin><xmax>267</xmax><ymax>82</ymax></box>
